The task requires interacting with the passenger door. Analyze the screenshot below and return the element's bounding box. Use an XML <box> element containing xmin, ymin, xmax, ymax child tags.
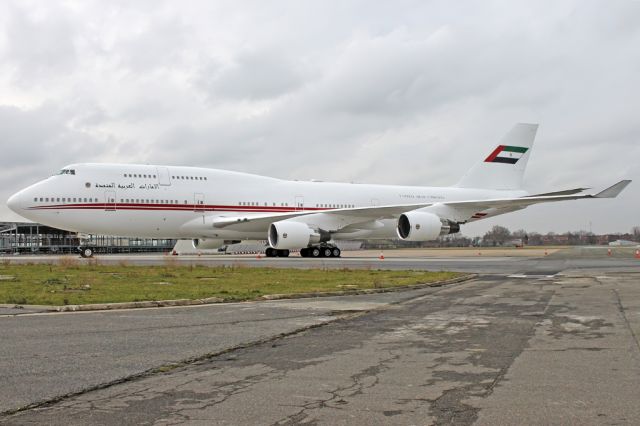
<box><xmin>157</xmin><ymin>167</ymin><xmax>171</xmax><ymax>186</ymax></box>
<box><xmin>295</xmin><ymin>196</ymin><xmax>304</xmax><ymax>211</ymax></box>
<box><xmin>194</xmin><ymin>193</ymin><xmax>205</xmax><ymax>224</ymax></box>
<box><xmin>105</xmin><ymin>190</ymin><xmax>116</xmax><ymax>211</ymax></box>
<box><xmin>194</xmin><ymin>193</ymin><xmax>205</xmax><ymax>212</ymax></box>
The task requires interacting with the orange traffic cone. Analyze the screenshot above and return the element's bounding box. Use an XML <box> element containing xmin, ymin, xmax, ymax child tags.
<box><xmin>607</xmin><ymin>248</ymin><xmax>612</xmax><ymax>256</ymax></box>
<box><xmin>379</xmin><ymin>251</ymin><xmax>384</xmax><ymax>260</ymax></box>
<box><xmin>635</xmin><ymin>250</ymin><xmax>640</xmax><ymax>259</ymax></box>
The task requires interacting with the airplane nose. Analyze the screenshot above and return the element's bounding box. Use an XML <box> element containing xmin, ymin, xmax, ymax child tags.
<box><xmin>7</xmin><ymin>192</ymin><xmax>22</xmax><ymax>213</ymax></box>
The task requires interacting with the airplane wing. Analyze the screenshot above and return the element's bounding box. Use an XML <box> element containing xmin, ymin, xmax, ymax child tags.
<box><xmin>186</xmin><ymin>180</ymin><xmax>631</xmax><ymax>233</ymax></box>
<box><xmin>525</xmin><ymin>187</ymin><xmax>590</xmax><ymax>197</ymax></box>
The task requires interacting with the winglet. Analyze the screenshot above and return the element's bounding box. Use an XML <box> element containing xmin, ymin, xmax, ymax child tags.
<box><xmin>594</xmin><ymin>180</ymin><xmax>632</xmax><ymax>198</ymax></box>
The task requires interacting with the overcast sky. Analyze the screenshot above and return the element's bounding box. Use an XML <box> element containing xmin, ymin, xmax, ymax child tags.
<box><xmin>0</xmin><ymin>0</ymin><xmax>638</xmax><ymax>236</ymax></box>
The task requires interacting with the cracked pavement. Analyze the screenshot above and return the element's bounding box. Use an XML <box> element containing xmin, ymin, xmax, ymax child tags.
<box><xmin>2</xmin><ymin>267</ymin><xmax>640</xmax><ymax>425</ymax></box>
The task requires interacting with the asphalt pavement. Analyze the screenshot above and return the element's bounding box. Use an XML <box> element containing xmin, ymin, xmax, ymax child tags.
<box><xmin>1</xmin><ymin>255</ymin><xmax>639</xmax><ymax>425</ymax></box>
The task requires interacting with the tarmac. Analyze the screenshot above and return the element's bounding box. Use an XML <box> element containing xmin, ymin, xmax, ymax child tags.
<box><xmin>0</xmin><ymin>247</ymin><xmax>639</xmax><ymax>425</ymax></box>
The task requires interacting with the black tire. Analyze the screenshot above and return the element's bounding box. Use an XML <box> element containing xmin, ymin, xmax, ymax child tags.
<box><xmin>311</xmin><ymin>247</ymin><xmax>321</xmax><ymax>258</ymax></box>
<box><xmin>81</xmin><ymin>247</ymin><xmax>94</xmax><ymax>258</ymax></box>
<box><xmin>323</xmin><ymin>248</ymin><xmax>332</xmax><ymax>257</ymax></box>
<box><xmin>278</xmin><ymin>249</ymin><xmax>290</xmax><ymax>257</ymax></box>
<box><xmin>332</xmin><ymin>248</ymin><xmax>341</xmax><ymax>258</ymax></box>
<box><xmin>265</xmin><ymin>247</ymin><xmax>275</xmax><ymax>257</ymax></box>
<box><xmin>300</xmin><ymin>248</ymin><xmax>308</xmax><ymax>257</ymax></box>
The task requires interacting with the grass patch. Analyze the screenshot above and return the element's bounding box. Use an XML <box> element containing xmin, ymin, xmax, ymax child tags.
<box><xmin>0</xmin><ymin>262</ymin><xmax>462</xmax><ymax>306</ymax></box>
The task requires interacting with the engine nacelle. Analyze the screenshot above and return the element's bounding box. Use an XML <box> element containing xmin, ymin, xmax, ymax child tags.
<box><xmin>192</xmin><ymin>239</ymin><xmax>240</xmax><ymax>250</ymax></box>
<box><xmin>396</xmin><ymin>212</ymin><xmax>460</xmax><ymax>241</ymax></box>
<box><xmin>268</xmin><ymin>221</ymin><xmax>320</xmax><ymax>250</ymax></box>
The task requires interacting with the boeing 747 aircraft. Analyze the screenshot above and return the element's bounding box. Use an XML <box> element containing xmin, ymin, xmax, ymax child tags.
<box><xmin>7</xmin><ymin>124</ymin><xmax>631</xmax><ymax>258</ymax></box>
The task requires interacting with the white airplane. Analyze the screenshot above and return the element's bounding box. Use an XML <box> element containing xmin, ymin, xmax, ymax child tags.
<box><xmin>7</xmin><ymin>123</ymin><xmax>631</xmax><ymax>258</ymax></box>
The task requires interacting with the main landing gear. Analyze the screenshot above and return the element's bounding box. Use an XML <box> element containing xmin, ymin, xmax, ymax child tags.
<box><xmin>265</xmin><ymin>248</ymin><xmax>290</xmax><ymax>257</ymax></box>
<box><xmin>265</xmin><ymin>245</ymin><xmax>342</xmax><ymax>258</ymax></box>
<box><xmin>300</xmin><ymin>245</ymin><xmax>341</xmax><ymax>258</ymax></box>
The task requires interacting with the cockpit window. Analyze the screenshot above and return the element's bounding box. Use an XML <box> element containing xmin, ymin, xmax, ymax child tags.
<box><xmin>59</xmin><ymin>169</ymin><xmax>76</xmax><ymax>175</ymax></box>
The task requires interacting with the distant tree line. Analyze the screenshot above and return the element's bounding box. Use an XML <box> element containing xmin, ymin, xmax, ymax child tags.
<box><xmin>359</xmin><ymin>226</ymin><xmax>640</xmax><ymax>249</ymax></box>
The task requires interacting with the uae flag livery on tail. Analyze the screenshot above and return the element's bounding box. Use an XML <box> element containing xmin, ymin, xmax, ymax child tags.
<box><xmin>484</xmin><ymin>145</ymin><xmax>529</xmax><ymax>164</ymax></box>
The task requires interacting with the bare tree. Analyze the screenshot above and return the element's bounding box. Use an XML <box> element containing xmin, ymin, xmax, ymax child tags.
<box><xmin>483</xmin><ymin>225</ymin><xmax>511</xmax><ymax>246</ymax></box>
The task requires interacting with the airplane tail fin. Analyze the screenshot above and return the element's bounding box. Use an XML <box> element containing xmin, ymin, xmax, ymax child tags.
<box><xmin>456</xmin><ymin>123</ymin><xmax>538</xmax><ymax>190</ymax></box>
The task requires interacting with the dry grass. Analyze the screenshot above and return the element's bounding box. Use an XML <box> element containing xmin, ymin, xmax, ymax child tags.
<box><xmin>0</xmin><ymin>263</ymin><xmax>462</xmax><ymax>306</ymax></box>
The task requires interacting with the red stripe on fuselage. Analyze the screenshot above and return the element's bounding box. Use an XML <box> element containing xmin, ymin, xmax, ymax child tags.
<box><xmin>27</xmin><ymin>203</ymin><xmax>331</xmax><ymax>213</ymax></box>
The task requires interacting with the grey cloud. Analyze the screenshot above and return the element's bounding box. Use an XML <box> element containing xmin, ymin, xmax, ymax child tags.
<box><xmin>0</xmin><ymin>0</ymin><xmax>638</xmax><ymax>234</ymax></box>
<box><xmin>3</xmin><ymin>3</ymin><xmax>77</xmax><ymax>85</ymax></box>
<box><xmin>0</xmin><ymin>104</ymin><xmax>114</xmax><ymax>177</ymax></box>
<box><xmin>195</xmin><ymin>50</ymin><xmax>308</xmax><ymax>101</ymax></box>
<box><xmin>114</xmin><ymin>19</ymin><xmax>191</xmax><ymax>72</ymax></box>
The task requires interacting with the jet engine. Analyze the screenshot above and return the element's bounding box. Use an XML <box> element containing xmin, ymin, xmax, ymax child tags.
<box><xmin>192</xmin><ymin>238</ymin><xmax>240</xmax><ymax>250</ymax></box>
<box><xmin>396</xmin><ymin>212</ymin><xmax>460</xmax><ymax>241</ymax></box>
<box><xmin>268</xmin><ymin>221</ymin><xmax>321</xmax><ymax>250</ymax></box>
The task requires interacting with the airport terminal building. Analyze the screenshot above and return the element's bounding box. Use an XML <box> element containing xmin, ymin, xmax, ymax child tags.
<box><xmin>0</xmin><ymin>221</ymin><xmax>176</xmax><ymax>255</ymax></box>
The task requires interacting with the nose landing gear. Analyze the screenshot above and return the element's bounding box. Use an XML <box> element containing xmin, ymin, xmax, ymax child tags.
<box><xmin>78</xmin><ymin>247</ymin><xmax>95</xmax><ymax>258</ymax></box>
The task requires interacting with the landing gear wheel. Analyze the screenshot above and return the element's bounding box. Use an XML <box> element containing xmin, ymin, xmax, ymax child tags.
<box><xmin>265</xmin><ymin>247</ymin><xmax>275</xmax><ymax>257</ymax></box>
<box><xmin>80</xmin><ymin>247</ymin><xmax>94</xmax><ymax>258</ymax></box>
<box><xmin>322</xmin><ymin>248</ymin><xmax>332</xmax><ymax>257</ymax></box>
<box><xmin>311</xmin><ymin>247</ymin><xmax>321</xmax><ymax>258</ymax></box>
<box><xmin>300</xmin><ymin>248</ymin><xmax>308</xmax><ymax>257</ymax></box>
<box><xmin>332</xmin><ymin>248</ymin><xmax>341</xmax><ymax>258</ymax></box>
<box><xmin>278</xmin><ymin>249</ymin><xmax>290</xmax><ymax>258</ymax></box>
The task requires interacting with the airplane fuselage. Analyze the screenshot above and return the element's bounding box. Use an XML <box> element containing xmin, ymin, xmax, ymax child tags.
<box><xmin>7</xmin><ymin>163</ymin><xmax>525</xmax><ymax>240</ymax></box>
